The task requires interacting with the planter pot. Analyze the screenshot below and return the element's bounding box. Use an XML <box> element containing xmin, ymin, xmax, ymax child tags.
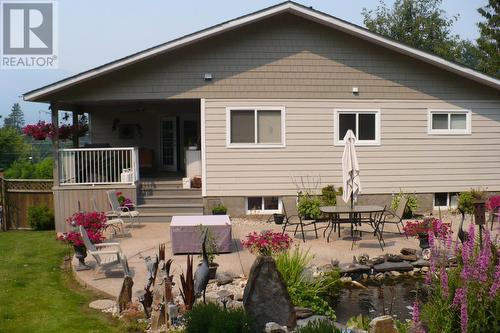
<box><xmin>273</xmin><ymin>213</ymin><xmax>285</xmax><ymax>225</ymax></box>
<box><xmin>212</xmin><ymin>211</ymin><xmax>226</xmax><ymax>215</ymax></box>
<box><xmin>73</xmin><ymin>245</ymin><xmax>91</xmax><ymax>271</ymax></box>
<box><xmin>418</xmin><ymin>232</ymin><xmax>430</xmax><ymax>249</ymax></box>
<box><xmin>208</xmin><ymin>262</ymin><xmax>219</xmax><ymax>280</ymax></box>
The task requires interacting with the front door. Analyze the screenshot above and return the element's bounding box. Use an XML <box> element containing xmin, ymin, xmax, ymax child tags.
<box><xmin>160</xmin><ymin>117</ymin><xmax>177</xmax><ymax>171</ymax></box>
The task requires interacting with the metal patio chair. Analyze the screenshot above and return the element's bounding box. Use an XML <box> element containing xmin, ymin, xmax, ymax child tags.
<box><xmin>380</xmin><ymin>197</ymin><xmax>408</xmax><ymax>238</ymax></box>
<box><xmin>281</xmin><ymin>201</ymin><xmax>319</xmax><ymax>243</ymax></box>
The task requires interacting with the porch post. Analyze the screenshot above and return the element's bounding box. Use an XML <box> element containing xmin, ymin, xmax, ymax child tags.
<box><xmin>72</xmin><ymin>110</ymin><xmax>79</xmax><ymax>148</ymax></box>
<box><xmin>51</xmin><ymin>103</ymin><xmax>60</xmax><ymax>186</ymax></box>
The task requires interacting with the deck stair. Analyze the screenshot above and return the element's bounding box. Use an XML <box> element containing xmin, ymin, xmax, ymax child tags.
<box><xmin>137</xmin><ymin>179</ymin><xmax>203</xmax><ymax>222</ymax></box>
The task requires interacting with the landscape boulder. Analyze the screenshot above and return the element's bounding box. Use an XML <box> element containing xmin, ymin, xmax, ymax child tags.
<box><xmin>243</xmin><ymin>256</ymin><xmax>296</xmax><ymax>331</ymax></box>
<box><xmin>368</xmin><ymin>315</ymin><xmax>398</xmax><ymax>333</ymax></box>
<box><xmin>374</xmin><ymin>261</ymin><xmax>413</xmax><ymax>273</ymax></box>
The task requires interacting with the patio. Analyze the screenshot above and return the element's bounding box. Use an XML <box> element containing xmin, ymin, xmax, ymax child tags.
<box><xmin>73</xmin><ymin>213</ymin><xmax>481</xmax><ymax>298</ymax></box>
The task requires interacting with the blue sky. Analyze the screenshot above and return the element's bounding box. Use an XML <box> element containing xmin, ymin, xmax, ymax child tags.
<box><xmin>0</xmin><ymin>0</ymin><xmax>487</xmax><ymax>123</ymax></box>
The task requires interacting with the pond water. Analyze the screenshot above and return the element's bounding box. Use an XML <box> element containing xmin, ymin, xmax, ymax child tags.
<box><xmin>331</xmin><ymin>277</ymin><xmax>428</xmax><ymax>323</ymax></box>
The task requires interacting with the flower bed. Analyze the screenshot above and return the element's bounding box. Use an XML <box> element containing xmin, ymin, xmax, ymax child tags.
<box><xmin>241</xmin><ymin>230</ymin><xmax>292</xmax><ymax>257</ymax></box>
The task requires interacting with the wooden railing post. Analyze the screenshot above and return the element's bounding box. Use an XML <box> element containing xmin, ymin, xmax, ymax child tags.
<box><xmin>51</xmin><ymin>104</ymin><xmax>60</xmax><ymax>186</ymax></box>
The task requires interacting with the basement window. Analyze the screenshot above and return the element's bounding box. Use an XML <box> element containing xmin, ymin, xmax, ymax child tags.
<box><xmin>246</xmin><ymin>196</ymin><xmax>281</xmax><ymax>214</ymax></box>
<box><xmin>434</xmin><ymin>192</ymin><xmax>459</xmax><ymax>209</ymax></box>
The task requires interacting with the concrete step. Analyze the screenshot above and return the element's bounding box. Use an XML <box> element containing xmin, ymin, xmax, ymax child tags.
<box><xmin>139</xmin><ymin>195</ymin><xmax>203</xmax><ymax>205</ymax></box>
<box><xmin>139</xmin><ymin>188</ymin><xmax>202</xmax><ymax>197</ymax></box>
<box><xmin>137</xmin><ymin>203</ymin><xmax>204</xmax><ymax>215</ymax></box>
<box><xmin>139</xmin><ymin>212</ymin><xmax>204</xmax><ymax>223</ymax></box>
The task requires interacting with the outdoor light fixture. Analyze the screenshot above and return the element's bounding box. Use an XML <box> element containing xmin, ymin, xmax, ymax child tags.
<box><xmin>204</xmin><ymin>73</ymin><xmax>213</xmax><ymax>81</ymax></box>
<box><xmin>352</xmin><ymin>87</ymin><xmax>359</xmax><ymax>94</ymax></box>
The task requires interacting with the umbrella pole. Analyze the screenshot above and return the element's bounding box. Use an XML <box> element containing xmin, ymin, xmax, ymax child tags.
<box><xmin>350</xmin><ymin>178</ymin><xmax>354</xmax><ymax>209</ymax></box>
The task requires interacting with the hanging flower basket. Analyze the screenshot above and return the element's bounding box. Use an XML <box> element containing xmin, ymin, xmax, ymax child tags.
<box><xmin>22</xmin><ymin>121</ymin><xmax>53</xmax><ymax>140</ymax></box>
<box><xmin>23</xmin><ymin>121</ymin><xmax>89</xmax><ymax>141</ymax></box>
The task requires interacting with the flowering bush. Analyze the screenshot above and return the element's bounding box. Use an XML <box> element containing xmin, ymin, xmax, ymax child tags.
<box><xmin>241</xmin><ymin>230</ymin><xmax>292</xmax><ymax>256</ymax></box>
<box><xmin>403</xmin><ymin>217</ymin><xmax>452</xmax><ymax>239</ymax></box>
<box><xmin>116</xmin><ymin>192</ymin><xmax>134</xmax><ymax>210</ymax></box>
<box><xmin>486</xmin><ymin>195</ymin><xmax>500</xmax><ymax>211</ymax></box>
<box><xmin>416</xmin><ymin>224</ymin><xmax>500</xmax><ymax>333</ymax></box>
<box><xmin>57</xmin><ymin>211</ymin><xmax>107</xmax><ymax>247</ymax></box>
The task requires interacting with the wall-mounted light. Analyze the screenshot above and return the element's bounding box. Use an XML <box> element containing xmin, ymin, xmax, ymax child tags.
<box><xmin>204</xmin><ymin>73</ymin><xmax>213</xmax><ymax>81</ymax></box>
<box><xmin>352</xmin><ymin>87</ymin><xmax>359</xmax><ymax>95</ymax></box>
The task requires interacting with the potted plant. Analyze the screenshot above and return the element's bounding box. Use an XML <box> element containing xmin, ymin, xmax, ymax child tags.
<box><xmin>198</xmin><ymin>226</ymin><xmax>219</xmax><ymax>279</ymax></box>
<box><xmin>273</xmin><ymin>213</ymin><xmax>285</xmax><ymax>225</ymax></box>
<box><xmin>58</xmin><ymin>211</ymin><xmax>107</xmax><ymax>270</ymax></box>
<box><xmin>403</xmin><ymin>217</ymin><xmax>452</xmax><ymax>249</ymax></box>
<box><xmin>212</xmin><ymin>203</ymin><xmax>227</xmax><ymax>215</ymax></box>
<box><xmin>241</xmin><ymin>230</ymin><xmax>293</xmax><ymax>257</ymax></box>
<box><xmin>321</xmin><ymin>184</ymin><xmax>339</xmax><ymax>206</ymax></box>
<box><xmin>297</xmin><ymin>194</ymin><xmax>321</xmax><ymax>220</ymax></box>
<box><xmin>116</xmin><ymin>191</ymin><xmax>134</xmax><ymax>210</ymax></box>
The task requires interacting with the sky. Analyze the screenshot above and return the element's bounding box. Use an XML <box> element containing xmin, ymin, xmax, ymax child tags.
<box><xmin>0</xmin><ymin>0</ymin><xmax>488</xmax><ymax>124</ymax></box>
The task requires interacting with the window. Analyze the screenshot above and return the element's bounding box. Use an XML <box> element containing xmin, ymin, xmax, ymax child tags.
<box><xmin>434</xmin><ymin>192</ymin><xmax>459</xmax><ymax>208</ymax></box>
<box><xmin>428</xmin><ymin>110</ymin><xmax>471</xmax><ymax>134</ymax></box>
<box><xmin>246</xmin><ymin>196</ymin><xmax>281</xmax><ymax>214</ymax></box>
<box><xmin>227</xmin><ymin>107</ymin><xmax>285</xmax><ymax>147</ymax></box>
<box><xmin>334</xmin><ymin>109</ymin><xmax>380</xmax><ymax>145</ymax></box>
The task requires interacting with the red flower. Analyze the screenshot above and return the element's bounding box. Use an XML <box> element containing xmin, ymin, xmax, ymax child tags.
<box><xmin>241</xmin><ymin>230</ymin><xmax>292</xmax><ymax>256</ymax></box>
<box><xmin>58</xmin><ymin>211</ymin><xmax>107</xmax><ymax>247</ymax></box>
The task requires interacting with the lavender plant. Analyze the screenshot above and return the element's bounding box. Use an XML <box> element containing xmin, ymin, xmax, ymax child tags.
<box><xmin>416</xmin><ymin>224</ymin><xmax>500</xmax><ymax>333</ymax></box>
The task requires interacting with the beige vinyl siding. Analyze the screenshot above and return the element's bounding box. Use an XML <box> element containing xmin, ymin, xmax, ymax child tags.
<box><xmin>204</xmin><ymin>99</ymin><xmax>500</xmax><ymax>197</ymax></box>
<box><xmin>50</xmin><ymin>13</ymin><xmax>498</xmax><ymax>103</ymax></box>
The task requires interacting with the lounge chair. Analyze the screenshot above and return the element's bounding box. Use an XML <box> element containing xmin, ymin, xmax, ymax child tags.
<box><xmin>106</xmin><ymin>190</ymin><xmax>140</xmax><ymax>226</ymax></box>
<box><xmin>380</xmin><ymin>197</ymin><xmax>409</xmax><ymax>238</ymax></box>
<box><xmin>91</xmin><ymin>196</ymin><xmax>125</xmax><ymax>236</ymax></box>
<box><xmin>79</xmin><ymin>225</ymin><xmax>130</xmax><ymax>278</ymax></box>
<box><xmin>281</xmin><ymin>201</ymin><xmax>319</xmax><ymax>243</ymax></box>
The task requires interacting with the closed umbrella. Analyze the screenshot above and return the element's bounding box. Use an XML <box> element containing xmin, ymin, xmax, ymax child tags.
<box><xmin>342</xmin><ymin>129</ymin><xmax>361</xmax><ymax>208</ymax></box>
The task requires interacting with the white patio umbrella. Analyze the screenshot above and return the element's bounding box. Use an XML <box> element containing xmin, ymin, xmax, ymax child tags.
<box><xmin>342</xmin><ymin>129</ymin><xmax>361</xmax><ymax>208</ymax></box>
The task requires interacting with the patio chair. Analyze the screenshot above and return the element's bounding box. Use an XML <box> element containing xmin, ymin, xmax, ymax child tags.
<box><xmin>281</xmin><ymin>201</ymin><xmax>318</xmax><ymax>243</ymax></box>
<box><xmin>106</xmin><ymin>190</ymin><xmax>140</xmax><ymax>226</ymax></box>
<box><xmin>380</xmin><ymin>197</ymin><xmax>408</xmax><ymax>238</ymax></box>
<box><xmin>490</xmin><ymin>205</ymin><xmax>499</xmax><ymax>231</ymax></box>
<box><xmin>91</xmin><ymin>196</ymin><xmax>125</xmax><ymax>236</ymax></box>
<box><xmin>79</xmin><ymin>225</ymin><xmax>130</xmax><ymax>278</ymax></box>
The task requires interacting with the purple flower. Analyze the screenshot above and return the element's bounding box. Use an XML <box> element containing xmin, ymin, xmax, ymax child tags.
<box><xmin>412</xmin><ymin>300</ymin><xmax>426</xmax><ymax>333</ymax></box>
<box><xmin>452</xmin><ymin>287</ymin><xmax>468</xmax><ymax>333</ymax></box>
<box><xmin>490</xmin><ymin>261</ymin><xmax>500</xmax><ymax>299</ymax></box>
<box><xmin>441</xmin><ymin>269</ymin><xmax>449</xmax><ymax>298</ymax></box>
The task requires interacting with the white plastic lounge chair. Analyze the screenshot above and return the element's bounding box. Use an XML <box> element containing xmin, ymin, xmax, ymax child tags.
<box><xmin>106</xmin><ymin>190</ymin><xmax>140</xmax><ymax>226</ymax></box>
<box><xmin>79</xmin><ymin>225</ymin><xmax>130</xmax><ymax>278</ymax></box>
<box><xmin>91</xmin><ymin>196</ymin><xmax>125</xmax><ymax>235</ymax></box>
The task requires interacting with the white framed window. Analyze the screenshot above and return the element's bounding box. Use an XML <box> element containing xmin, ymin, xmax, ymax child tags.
<box><xmin>226</xmin><ymin>107</ymin><xmax>285</xmax><ymax>148</ymax></box>
<box><xmin>246</xmin><ymin>196</ymin><xmax>282</xmax><ymax>214</ymax></box>
<box><xmin>334</xmin><ymin>109</ymin><xmax>380</xmax><ymax>146</ymax></box>
<box><xmin>428</xmin><ymin>110</ymin><xmax>471</xmax><ymax>135</ymax></box>
<box><xmin>433</xmin><ymin>192</ymin><xmax>459</xmax><ymax>209</ymax></box>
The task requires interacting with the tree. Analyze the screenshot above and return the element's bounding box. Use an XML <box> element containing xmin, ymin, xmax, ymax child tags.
<box><xmin>0</xmin><ymin>126</ymin><xmax>31</xmax><ymax>169</ymax></box>
<box><xmin>4</xmin><ymin>103</ymin><xmax>25</xmax><ymax>130</ymax></box>
<box><xmin>476</xmin><ymin>0</ymin><xmax>499</xmax><ymax>78</ymax></box>
<box><xmin>362</xmin><ymin>0</ymin><xmax>466</xmax><ymax>63</ymax></box>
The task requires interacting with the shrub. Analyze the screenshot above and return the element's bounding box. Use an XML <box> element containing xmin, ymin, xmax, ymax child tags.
<box><xmin>391</xmin><ymin>190</ymin><xmax>418</xmax><ymax>217</ymax></box>
<box><xmin>276</xmin><ymin>246</ymin><xmax>341</xmax><ymax>319</ymax></box>
<box><xmin>321</xmin><ymin>185</ymin><xmax>339</xmax><ymax>206</ymax></box>
<box><xmin>294</xmin><ymin>319</ymin><xmax>341</xmax><ymax>333</ymax></box>
<box><xmin>458</xmin><ymin>191</ymin><xmax>475</xmax><ymax>215</ymax></box>
<box><xmin>297</xmin><ymin>195</ymin><xmax>322</xmax><ymax>219</ymax></box>
<box><xmin>184</xmin><ymin>302</ymin><xmax>254</xmax><ymax>333</ymax></box>
<box><xmin>4</xmin><ymin>157</ymin><xmax>53</xmax><ymax>179</ymax></box>
<box><xmin>27</xmin><ymin>205</ymin><xmax>54</xmax><ymax>230</ymax></box>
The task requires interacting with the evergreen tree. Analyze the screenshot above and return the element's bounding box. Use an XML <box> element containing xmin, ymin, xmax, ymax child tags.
<box><xmin>476</xmin><ymin>0</ymin><xmax>499</xmax><ymax>78</ymax></box>
<box><xmin>4</xmin><ymin>103</ymin><xmax>25</xmax><ymax>130</ymax></box>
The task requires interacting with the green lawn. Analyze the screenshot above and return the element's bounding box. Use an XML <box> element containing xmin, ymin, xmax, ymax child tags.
<box><xmin>0</xmin><ymin>231</ymin><xmax>122</xmax><ymax>333</ymax></box>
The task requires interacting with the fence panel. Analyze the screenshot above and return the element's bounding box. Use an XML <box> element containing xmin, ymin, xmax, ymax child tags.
<box><xmin>0</xmin><ymin>178</ymin><xmax>54</xmax><ymax>230</ymax></box>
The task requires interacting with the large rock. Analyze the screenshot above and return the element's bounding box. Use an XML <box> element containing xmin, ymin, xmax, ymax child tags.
<box><xmin>374</xmin><ymin>261</ymin><xmax>413</xmax><ymax>272</ymax></box>
<box><xmin>340</xmin><ymin>263</ymin><xmax>370</xmax><ymax>274</ymax></box>
<box><xmin>264</xmin><ymin>322</ymin><xmax>288</xmax><ymax>333</ymax></box>
<box><xmin>401</xmin><ymin>254</ymin><xmax>418</xmax><ymax>262</ymax></box>
<box><xmin>216</xmin><ymin>272</ymin><xmax>234</xmax><ymax>286</ymax></box>
<box><xmin>368</xmin><ymin>315</ymin><xmax>398</xmax><ymax>333</ymax></box>
<box><xmin>243</xmin><ymin>256</ymin><xmax>296</xmax><ymax>331</ymax></box>
<box><xmin>89</xmin><ymin>299</ymin><xmax>115</xmax><ymax>311</ymax></box>
<box><xmin>401</xmin><ymin>248</ymin><xmax>417</xmax><ymax>255</ymax></box>
<box><xmin>411</xmin><ymin>259</ymin><xmax>430</xmax><ymax>267</ymax></box>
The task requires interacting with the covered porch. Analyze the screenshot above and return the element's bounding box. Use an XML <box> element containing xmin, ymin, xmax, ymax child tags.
<box><xmin>51</xmin><ymin>99</ymin><xmax>204</xmax><ymax>231</ymax></box>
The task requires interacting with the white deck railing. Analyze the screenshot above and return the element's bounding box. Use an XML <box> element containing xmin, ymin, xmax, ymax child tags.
<box><xmin>58</xmin><ymin>147</ymin><xmax>139</xmax><ymax>185</ymax></box>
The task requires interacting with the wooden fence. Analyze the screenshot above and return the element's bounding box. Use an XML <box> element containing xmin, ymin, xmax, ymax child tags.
<box><xmin>0</xmin><ymin>178</ymin><xmax>53</xmax><ymax>230</ymax></box>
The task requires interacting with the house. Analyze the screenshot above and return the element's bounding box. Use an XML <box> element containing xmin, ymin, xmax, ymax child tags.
<box><xmin>24</xmin><ymin>1</ymin><xmax>500</xmax><ymax>231</ymax></box>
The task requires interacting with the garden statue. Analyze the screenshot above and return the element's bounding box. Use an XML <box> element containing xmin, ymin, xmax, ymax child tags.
<box><xmin>194</xmin><ymin>229</ymin><xmax>210</xmax><ymax>303</ymax></box>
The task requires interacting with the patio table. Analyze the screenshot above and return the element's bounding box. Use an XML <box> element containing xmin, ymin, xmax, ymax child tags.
<box><xmin>320</xmin><ymin>205</ymin><xmax>385</xmax><ymax>250</ymax></box>
<box><xmin>170</xmin><ymin>215</ymin><xmax>233</xmax><ymax>254</ymax></box>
